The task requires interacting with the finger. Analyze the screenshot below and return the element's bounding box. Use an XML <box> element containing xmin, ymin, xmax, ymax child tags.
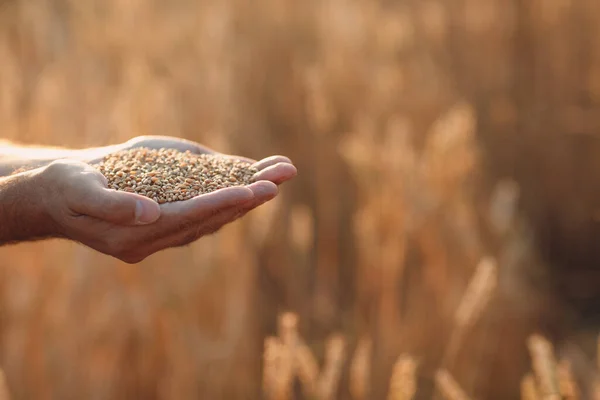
<box><xmin>159</xmin><ymin>185</ymin><xmax>255</xmax><ymax>219</ymax></box>
<box><xmin>73</xmin><ymin>182</ymin><xmax>273</xmax><ymax>260</ymax></box>
<box><xmin>252</xmin><ymin>163</ymin><xmax>297</xmax><ymax>185</ymax></box>
<box><xmin>177</xmin><ymin>182</ymin><xmax>276</xmax><ymax>234</ymax></box>
<box><xmin>251</xmin><ymin>155</ymin><xmax>293</xmax><ymax>171</ymax></box>
<box><xmin>110</xmin><ymin>186</ymin><xmax>254</xmax><ymax>245</ymax></box>
<box><xmin>148</xmin><ymin>182</ymin><xmax>278</xmax><ymax>240</ymax></box>
<box><xmin>145</xmin><ymin>190</ymin><xmax>275</xmax><ymax>253</ymax></box>
<box><xmin>228</xmin><ymin>182</ymin><xmax>278</xmax><ymax>222</ymax></box>
<box><xmin>139</xmin><ymin>182</ymin><xmax>277</xmax><ymax>253</ymax></box>
<box><xmin>69</xmin><ymin>176</ymin><xmax>161</xmax><ymax>225</ymax></box>
<box><xmin>246</xmin><ymin>180</ymin><xmax>279</xmax><ymax>203</ymax></box>
<box><xmin>173</xmin><ymin>183</ymin><xmax>277</xmax><ymax>240</ymax></box>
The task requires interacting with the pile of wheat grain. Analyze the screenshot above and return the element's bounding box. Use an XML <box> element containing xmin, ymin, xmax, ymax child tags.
<box><xmin>94</xmin><ymin>147</ymin><xmax>258</xmax><ymax>203</ymax></box>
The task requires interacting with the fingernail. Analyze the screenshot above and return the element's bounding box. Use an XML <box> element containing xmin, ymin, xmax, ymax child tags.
<box><xmin>135</xmin><ymin>200</ymin><xmax>160</xmax><ymax>225</ymax></box>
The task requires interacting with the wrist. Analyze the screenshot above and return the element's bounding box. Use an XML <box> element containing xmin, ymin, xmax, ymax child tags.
<box><xmin>0</xmin><ymin>166</ymin><xmax>61</xmax><ymax>245</ymax></box>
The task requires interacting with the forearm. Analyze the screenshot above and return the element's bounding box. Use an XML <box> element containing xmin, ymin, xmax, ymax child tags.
<box><xmin>0</xmin><ymin>140</ymin><xmax>122</xmax><ymax>177</ymax></box>
<box><xmin>0</xmin><ymin>167</ymin><xmax>58</xmax><ymax>245</ymax></box>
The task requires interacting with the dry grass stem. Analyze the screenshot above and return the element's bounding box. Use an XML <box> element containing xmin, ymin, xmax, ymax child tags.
<box><xmin>295</xmin><ymin>339</ymin><xmax>320</xmax><ymax>397</ymax></box>
<box><xmin>274</xmin><ymin>345</ymin><xmax>295</xmax><ymax>400</ymax></box>
<box><xmin>268</xmin><ymin>313</ymin><xmax>301</xmax><ymax>400</ymax></box>
<box><xmin>593</xmin><ymin>381</ymin><xmax>600</xmax><ymax>400</ymax></box>
<box><xmin>488</xmin><ymin>179</ymin><xmax>520</xmax><ymax>236</ymax></box>
<box><xmin>527</xmin><ymin>334</ymin><xmax>561</xmax><ymax>400</ymax></box>
<box><xmin>349</xmin><ymin>338</ymin><xmax>372</xmax><ymax>400</ymax></box>
<box><xmin>387</xmin><ymin>355</ymin><xmax>417</xmax><ymax>400</ymax></box>
<box><xmin>454</xmin><ymin>257</ymin><xmax>498</xmax><ymax>329</ymax></box>
<box><xmin>435</xmin><ymin>369</ymin><xmax>473</xmax><ymax>400</ymax></box>
<box><xmin>316</xmin><ymin>335</ymin><xmax>347</xmax><ymax>400</ymax></box>
<box><xmin>289</xmin><ymin>205</ymin><xmax>315</xmax><ymax>253</ymax></box>
<box><xmin>0</xmin><ymin>369</ymin><xmax>10</xmax><ymax>400</ymax></box>
<box><xmin>557</xmin><ymin>360</ymin><xmax>579</xmax><ymax>400</ymax></box>
<box><xmin>520</xmin><ymin>373</ymin><xmax>541</xmax><ymax>400</ymax></box>
<box><xmin>263</xmin><ymin>336</ymin><xmax>282</xmax><ymax>400</ymax></box>
<box><xmin>278</xmin><ymin>312</ymin><xmax>301</xmax><ymax>352</ymax></box>
<box><xmin>443</xmin><ymin>257</ymin><xmax>498</xmax><ymax>367</ymax></box>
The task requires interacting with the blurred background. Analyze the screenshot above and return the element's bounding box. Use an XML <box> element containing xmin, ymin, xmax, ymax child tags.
<box><xmin>1</xmin><ymin>0</ymin><xmax>600</xmax><ymax>399</ymax></box>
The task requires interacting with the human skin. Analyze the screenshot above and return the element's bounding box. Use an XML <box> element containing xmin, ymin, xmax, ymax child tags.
<box><xmin>0</xmin><ymin>135</ymin><xmax>297</xmax><ymax>263</ymax></box>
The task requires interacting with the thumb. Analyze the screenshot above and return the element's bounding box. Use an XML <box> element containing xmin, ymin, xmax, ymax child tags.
<box><xmin>70</xmin><ymin>179</ymin><xmax>161</xmax><ymax>225</ymax></box>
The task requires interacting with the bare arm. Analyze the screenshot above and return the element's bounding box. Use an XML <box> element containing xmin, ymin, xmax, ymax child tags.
<box><xmin>0</xmin><ymin>167</ymin><xmax>57</xmax><ymax>245</ymax></box>
<box><xmin>0</xmin><ymin>139</ymin><xmax>121</xmax><ymax>176</ymax></box>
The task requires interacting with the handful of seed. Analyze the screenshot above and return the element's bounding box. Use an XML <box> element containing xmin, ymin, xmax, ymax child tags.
<box><xmin>94</xmin><ymin>147</ymin><xmax>258</xmax><ymax>204</ymax></box>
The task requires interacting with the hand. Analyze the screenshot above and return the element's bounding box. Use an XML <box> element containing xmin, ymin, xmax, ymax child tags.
<box><xmin>36</xmin><ymin>138</ymin><xmax>296</xmax><ymax>263</ymax></box>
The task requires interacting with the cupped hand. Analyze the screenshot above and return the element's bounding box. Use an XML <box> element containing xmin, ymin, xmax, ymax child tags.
<box><xmin>40</xmin><ymin>138</ymin><xmax>296</xmax><ymax>263</ymax></box>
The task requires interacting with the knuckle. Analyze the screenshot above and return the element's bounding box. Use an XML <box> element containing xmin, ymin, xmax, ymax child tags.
<box><xmin>46</xmin><ymin>159</ymin><xmax>71</xmax><ymax>171</ymax></box>
<box><xmin>101</xmin><ymin>195</ymin><xmax>123</xmax><ymax>212</ymax></box>
<box><xmin>43</xmin><ymin>160</ymin><xmax>70</xmax><ymax>183</ymax></box>
<box><xmin>45</xmin><ymin>159</ymin><xmax>82</xmax><ymax>177</ymax></box>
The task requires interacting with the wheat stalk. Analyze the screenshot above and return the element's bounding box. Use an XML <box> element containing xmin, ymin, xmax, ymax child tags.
<box><xmin>435</xmin><ymin>369</ymin><xmax>473</xmax><ymax>400</ymax></box>
<box><xmin>263</xmin><ymin>336</ymin><xmax>295</xmax><ymax>400</ymax></box>
<box><xmin>315</xmin><ymin>334</ymin><xmax>346</xmax><ymax>400</ymax></box>
<box><xmin>0</xmin><ymin>369</ymin><xmax>10</xmax><ymax>400</ymax></box>
<box><xmin>263</xmin><ymin>336</ymin><xmax>280</xmax><ymax>399</ymax></box>
<box><xmin>349</xmin><ymin>337</ymin><xmax>372</xmax><ymax>400</ymax></box>
<box><xmin>520</xmin><ymin>373</ymin><xmax>541</xmax><ymax>400</ymax></box>
<box><xmin>295</xmin><ymin>338</ymin><xmax>320</xmax><ymax>397</ymax></box>
<box><xmin>387</xmin><ymin>354</ymin><xmax>417</xmax><ymax>400</ymax></box>
<box><xmin>527</xmin><ymin>334</ymin><xmax>560</xmax><ymax>400</ymax></box>
<box><xmin>454</xmin><ymin>257</ymin><xmax>498</xmax><ymax>330</ymax></box>
<box><xmin>443</xmin><ymin>257</ymin><xmax>498</xmax><ymax>368</ymax></box>
<box><xmin>557</xmin><ymin>360</ymin><xmax>579</xmax><ymax>400</ymax></box>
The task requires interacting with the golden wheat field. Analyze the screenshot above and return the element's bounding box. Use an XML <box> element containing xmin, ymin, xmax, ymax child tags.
<box><xmin>1</xmin><ymin>0</ymin><xmax>600</xmax><ymax>399</ymax></box>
